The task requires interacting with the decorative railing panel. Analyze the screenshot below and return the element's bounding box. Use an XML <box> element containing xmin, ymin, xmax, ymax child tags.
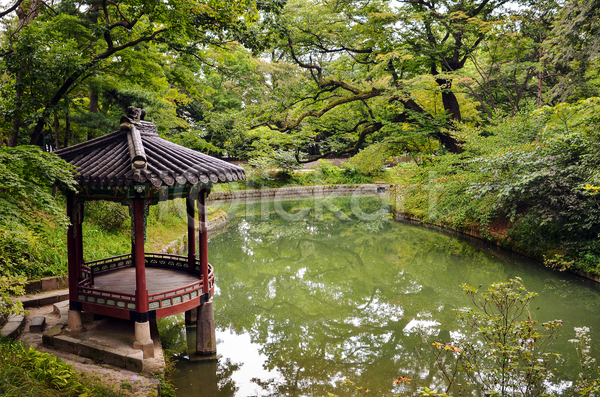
<box><xmin>77</xmin><ymin>287</ymin><xmax>137</xmax><ymax>311</ymax></box>
<box><xmin>86</xmin><ymin>254</ymin><xmax>133</xmax><ymax>274</ymax></box>
<box><xmin>148</xmin><ymin>281</ymin><xmax>202</xmax><ymax>310</ymax></box>
<box><xmin>144</xmin><ymin>253</ymin><xmax>189</xmax><ymax>269</ymax></box>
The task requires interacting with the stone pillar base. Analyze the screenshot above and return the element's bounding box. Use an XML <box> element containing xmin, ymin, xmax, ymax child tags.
<box><xmin>65</xmin><ymin>310</ymin><xmax>84</xmax><ymax>335</ymax></box>
<box><xmin>196</xmin><ymin>300</ymin><xmax>216</xmax><ymax>355</ymax></box>
<box><xmin>133</xmin><ymin>321</ymin><xmax>155</xmax><ymax>359</ymax></box>
<box><xmin>185</xmin><ymin>307</ymin><xmax>198</xmax><ymax>325</ymax></box>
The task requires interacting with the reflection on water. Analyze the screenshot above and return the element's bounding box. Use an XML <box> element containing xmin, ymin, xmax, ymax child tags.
<box><xmin>160</xmin><ymin>197</ymin><xmax>600</xmax><ymax>396</ymax></box>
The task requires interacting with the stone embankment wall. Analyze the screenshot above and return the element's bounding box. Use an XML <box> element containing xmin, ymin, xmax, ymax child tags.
<box><xmin>393</xmin><ymin>210</ymin><xmax>600</xmax><ymax>284</ymax></box>
<box><xmin>207</xmin><ymin>184</ymin><xmax>390</xmax><ymax>204</ymax></box>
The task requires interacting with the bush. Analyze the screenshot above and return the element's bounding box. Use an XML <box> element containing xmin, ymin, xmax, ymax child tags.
<box><xmin>84</xmin><ymin>201</ymin><xmax>129</xmax><ymax>232</ymax></box>
<box><xmin>346</xmin><ymin>143</ymin><xmax>389</xmax><ymax>176</ymax></box>
<box><xmin>313</xmin><ymin>160</ymin><xmax>373</xmax><ymax>185</ymax></box>
<box><xmin>425</xmin><ymin>278</ymin><xmax>562</xmax><ymax>397</ymax></box>
<box><xmin>0</xmin><ymin>338</ymin><xmax>121</xmax><ymax>396</ymax></box>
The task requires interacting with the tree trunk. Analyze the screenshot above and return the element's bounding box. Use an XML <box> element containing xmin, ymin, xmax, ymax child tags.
<box><xmin>8</xmin><ymin>115</ymin><xmax>20</xmax><ymax>147</ymax></box>
<box><xmin>435</xmin><ymin>132</ymin><xmax>463</xmax><ymax>154</ymax></box>
<box><xmin>89</xmin><ymin>91</ymin><xmax>98</xmax><ymax>113</ymax></box>
<box><xmin>537</xmin><ymin>48</ymin><xmax>545</xmax><ymax>108</ymax></box>
<box><xmin>8</xmin><ymin>85</ymin><xmax>21</xmax><ymax>147</ymax></box>
<box><xmin>63</xmin><ymin>109</ymin><xmax>71</xmax><ymax>148</ymax></box>
<box><xmin>436</xmin><ymin>78</ymin><xmax>462</xmax><ymax>122</ymax></box>
<box><xmin>53</xmin><ymin>110</ymin><xmax>60</xmax><ymax>150</ymax></box>
<box><xmin>431</xmin><ymin>79</ymin><xmax>462</xmax><ymax>153</ymax></box>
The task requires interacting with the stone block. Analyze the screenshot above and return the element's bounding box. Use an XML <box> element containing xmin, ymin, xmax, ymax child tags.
<box><xmin>77</xmin><ymin>340</ymin><xmax>105</xmax><ymax>363</ymax></box>
<box><xmin>57</xmin><ymin>276</ymin><xmax>68</xmax><ymax>289</ymax></box>
<box><xmin>30</xmin><ymin>316</ymin><xmax>46</xmax><ymax>333</ymax></box>
<box><xmin>42</xmin><ymin>324</ymin><xmax>64</xmax><ymax>347</ymax></box>
<box><xmin>4</xmin><ymin>314</ymin><xmax>25</xmax><ymax>335</ymax></box>
<box><xmin>37</xmin><ymin>295</ymin><xmax>58</xmax><ymax>307</ymax></box>
<box><xmin>53</xmin><ymin>300</ymin><xmax>69</xmax><ymax>315</ymax></box>
<box><xmin>20</xmin><ymin>296</ymin><xmax>40</xmax><ymax>308</ymax></box>
<box><xmin>1</xmin><ymin>315</ymin><xmax>25</xmax><ymax>339</ymax></box>
<box><xmin>52</xmin><ymin>335</ymin><xmax>80</xmax><ymax>355</ymax></box>
<box><xmin>41</xmin><ymin>277</ymin><xmax>59</xmax><ymax>291</ymax></box>
<box><xmin>25</xmin><ymin>280</ymin><xmax>42</xmax><ymax>294</ymax></box>
<box><xmin>196</xmin><ymin>301</ymin><xmax>216</xmax><ymax>355</ymax></box>
<box><xmin>125</xmin><ymin>352</ymin><xmax>144</xmax><ymax>372</ymax></box>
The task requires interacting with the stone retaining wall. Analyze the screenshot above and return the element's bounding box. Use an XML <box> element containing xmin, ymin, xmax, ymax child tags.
<box><xmin>24</xmin><ymin>276</ymin><xmax>69</xmax><ymax>295</ymax></box>
<box><xmin>207</xmin><ymin>184</ymin><xmax>391</xmax><ymax>204</ymax></box>
<box><xmin>394</xmin><ymin>213</ymin><xmax>600</xmax><ymax>284</ymax></box>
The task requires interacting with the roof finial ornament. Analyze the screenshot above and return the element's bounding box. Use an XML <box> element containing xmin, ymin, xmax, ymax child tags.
<box><xmin>126</xmin><ymin>106</ymin><xmax>146</xmax><ymax>122</ymax></box>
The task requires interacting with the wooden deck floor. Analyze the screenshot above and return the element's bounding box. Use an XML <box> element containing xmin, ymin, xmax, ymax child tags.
<box><xmin>93</xmin><ymin>267</ymin><xmax>200</xmax><ymax>295</ymax></box>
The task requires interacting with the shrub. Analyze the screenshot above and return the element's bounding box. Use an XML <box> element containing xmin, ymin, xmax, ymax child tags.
<box><xmin>84</xmin><ymin>201</ymin><xmax>129</xmax><ymax>232</ymax></box>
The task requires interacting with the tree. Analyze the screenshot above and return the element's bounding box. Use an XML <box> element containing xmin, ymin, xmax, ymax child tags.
<box><xmin>457</xmin><ymin>1</ymin><xmax>560</xmax><ymax>117</ymax></box>
<box><xmin>0</xmin><ymin>145</ymin><xmax>76</xmax><ymax>316</ymax></box>
<box><xmin>546</xmin><ymin>0</ymin><xmax>600</xmax><ymax>102</ymax></box>
<box><xmin>242</xmin><ymin>0</ymin><xmax>536</xmax><ymax>160</ymax></box>
<box><xmin>0</xmin><ymin>0</ymin><xmax>278</xmax><ymax>146</ymax></box>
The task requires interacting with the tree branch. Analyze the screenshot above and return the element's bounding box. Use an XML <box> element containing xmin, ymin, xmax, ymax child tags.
<box><xmin>295</xmin><ymin>122</ymin><xmax>384</xmax><ymax>163</ymax></box>
<box><xmin>0</xmin><ymin>0</ymin><xmax>24</xmax><ymax>19</ymax></box>
<box><xmin>251</xmin><ymin>87</ymin><xmax>384</xmax><ymax>132</ymax></box>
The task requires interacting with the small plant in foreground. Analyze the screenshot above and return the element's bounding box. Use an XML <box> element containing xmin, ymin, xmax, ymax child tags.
<box><xmin>425</xmin><ymin>278</ymin><xmax>563</xmax><ymax>397</ymax></box>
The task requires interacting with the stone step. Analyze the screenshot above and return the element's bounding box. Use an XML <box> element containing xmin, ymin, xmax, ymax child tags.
<box><xmin>30</xmin><ymin>316</ymin><xmax>46</xmax><ymax>333</ymax></box>
<box><xmin>0</xmin><ymin>314</ymin><xmax>26</xmax><ymax>339</ymax></box>
<box><xmin>20</xmin><ymin>289</ymin><xmax>69</xmax><ymax>308</ymax></box>
<box><xmin>53</xmin><ymin>300</ymin><xmax>69</xmax><ymax>315</ymax></box>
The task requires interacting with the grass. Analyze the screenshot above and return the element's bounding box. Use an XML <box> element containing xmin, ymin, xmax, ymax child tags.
<box><xmin>0</xmin><ymin>337</ymin><xmax>123</xmax><ymax>397</ymax></box>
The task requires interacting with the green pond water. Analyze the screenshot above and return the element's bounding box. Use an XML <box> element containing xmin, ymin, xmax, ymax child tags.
<box><xmin>158</xmin><ymin>197</ymin><xmax>600</xmax><ymax>396</ymax></box>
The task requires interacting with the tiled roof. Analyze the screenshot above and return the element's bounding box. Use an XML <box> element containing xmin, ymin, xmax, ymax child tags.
<box><xmin>55</xmin><ymin>107</ymin><xmax>245</xmax><ymax>188</ymax></box>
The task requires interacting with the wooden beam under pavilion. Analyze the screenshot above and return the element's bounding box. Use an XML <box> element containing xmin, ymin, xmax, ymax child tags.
<box><xmin>198</xmin><ymin>190</ymin><xmax>209</xmax><ymax>296</ymax></box>
<box><xmin>186</xmin><ymin>196</ymin><xmax>196</xmax><ymax>274</ymax></box>
<box><xmin>133</xmin><ymin>195</ymin><xmax>148</xmax><ymax>315</ymax></box>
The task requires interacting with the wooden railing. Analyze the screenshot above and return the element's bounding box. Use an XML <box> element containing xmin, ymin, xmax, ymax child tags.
<box><xmin>148</xmin><ymin>280</ymin><xmax>202</xmax><ymax>310</ymax></box>
<box><xmin>87</xmin><ymin>253</ymin><xmax>133</xmax><ymax>275</ymax></box>
<box><xmin>78</xmin><ymin>253</ymin><xmax>214</xmax><ymax>314</ymax></box>
<box><xmin>79</xmin><ymin>264</ymin><xmax>94</xmax><ymax>287</ymax></box>
<box><xmin>77</xmin><ymin>286</ymin><xmax>137</xmax><ymax>311</ymax></box>
<box><xmin>144</xmin><ymin>253</ymin><xmax>190</xmax><ymax>270</ymax></box>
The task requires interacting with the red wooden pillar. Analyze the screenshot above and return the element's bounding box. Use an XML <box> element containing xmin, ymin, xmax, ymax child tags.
<box><xmin>186</xmin><ymin>196</ymin><xmax>196</xmax><ymax>273</ymax></box>
<box><xmin>66</xmin><ymin>194</ymin><xmax>78</xmax><ymax>303</ymax></box>
<box><xmin>133</xmin><ymin>196</ymin><xmax>148</xmax><ymax>314</ymax></box>
<box><xmin>198</xmin><ymin>190</ymin><xmax>209</xmax><ymax>295</ymax></box>
<box><xmin>75</xmin><ymin>200</ymin><xmax>84</xmax><ymax>279</ymax></box>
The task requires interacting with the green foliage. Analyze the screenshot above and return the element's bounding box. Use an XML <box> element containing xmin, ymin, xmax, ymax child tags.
<box><xmin>0</xmin><ymin>0</ymin><xmax>280</xmax><ymax>146</ymax></box>
<box><xmin>391</xmin><ymin>98</ymin><xmax>600</xmax><ymax>275</ymax></box>
<box><xmin>0</xmin><ymin>146</ymin><xmax>75</xmax><ymax>315</ymax></box>
<box><xmin>248</xmin><ymin>149</ymin><xmax>305</xmax><ymax>176</ymax></box>
<box><xmin>455</xmin><ymin>278</ymin><xmax>562</xmax><ymax>397</ymax></box>
<box><xmin>569</xmin><ymin>326</ymin><xmax>600</xmax><ymax>395</ymax></box>
<box><xmin>346</xmin><ymin>143</ymin><xmax>389</xmax><ymax>177</ymax></box>
<box><xmin>422</xmin><ymin>279</ymin><xmax>562</xmax><ymax>397</ymax></box>
<box><xmin>0</xmin><ymin>338</ymin><xmax>121</xmax><ymax>396</ymax></box>
<box><xmin>546</xmin><ymin>0</ymin><xmax>600</xmax><ymax>102</ymax></box>
<box><xmin>84</xmin><ymin>201</ymin><xmax>129</xmax><ymax>233</ymax></box>
<box><xmin>313</xmin><ymin>160</ymin><xmax>372</xmax><ymax>185</ymax></box>
<box><xmin>0</xmin><ymin>146</ymin><xmax>75</xmax><ymax>228</ymax></box>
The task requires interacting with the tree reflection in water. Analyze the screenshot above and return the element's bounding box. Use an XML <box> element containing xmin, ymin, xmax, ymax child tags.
<box><xmin>159</xmin><ymin>198</ymin><xmax>600</xmax><ymax>397</ymax></box>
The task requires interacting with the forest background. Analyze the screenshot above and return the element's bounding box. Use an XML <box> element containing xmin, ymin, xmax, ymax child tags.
<box><xmin>1</xmin><ymin>0</ymin><xmax>600</xmax><ymax>311</ymax></box>
<box><xmin>1</xmin><ymin>0</ymin><xmax>600</xmax><ymax>395</ymax></box>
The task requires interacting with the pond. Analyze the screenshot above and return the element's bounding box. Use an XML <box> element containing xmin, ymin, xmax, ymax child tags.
<box><xmin>158</xmin><ymin>196</ymin><xmax>600</xmax><ymax>396</ymax></box>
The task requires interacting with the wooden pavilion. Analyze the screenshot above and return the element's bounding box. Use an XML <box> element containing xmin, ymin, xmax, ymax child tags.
<box><xmin>55</xmin><ymin>107</ymin><xmax>244</xmax><ymax>358</ymax></box>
